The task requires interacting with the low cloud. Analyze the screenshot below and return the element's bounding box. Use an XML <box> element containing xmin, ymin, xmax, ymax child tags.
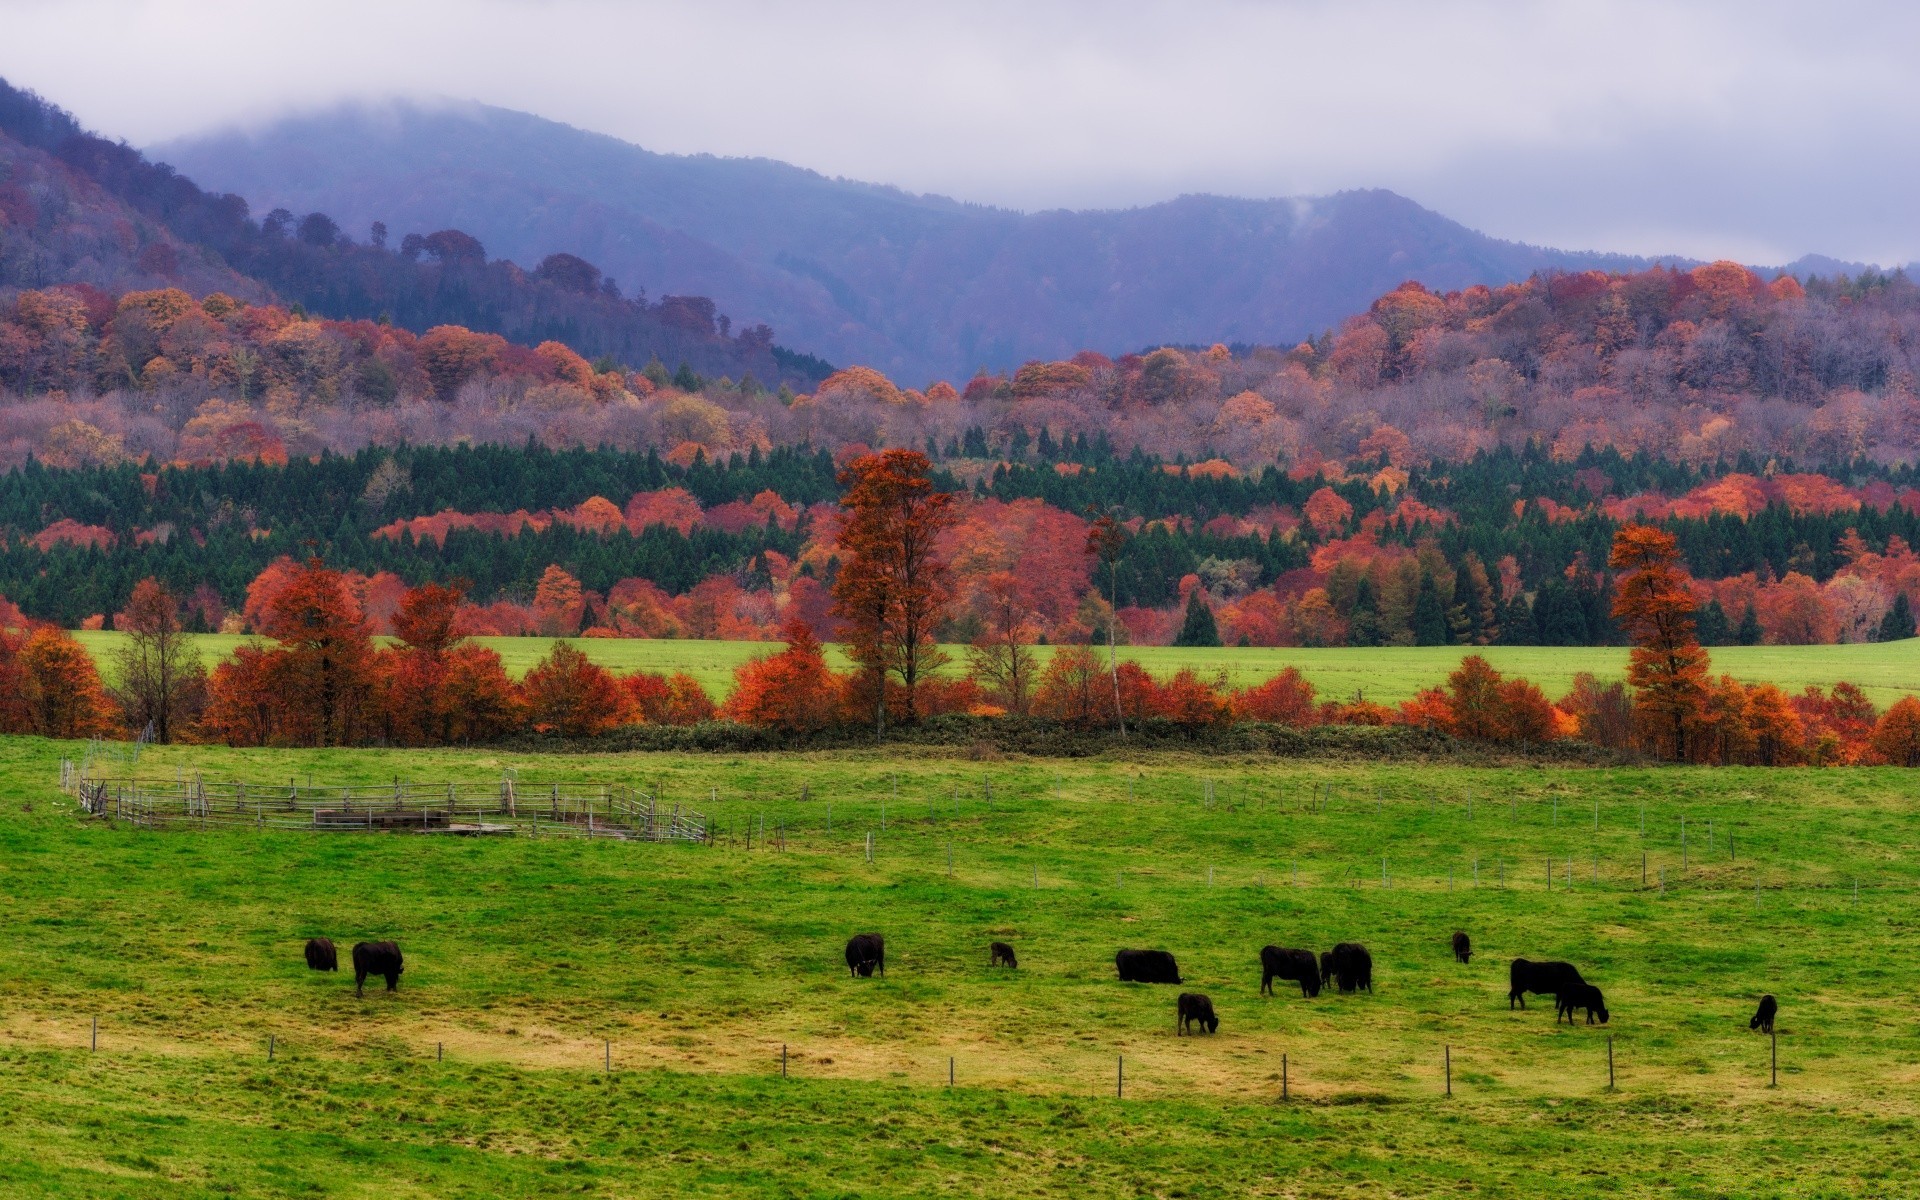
<box><xmin>4</xmin><ymin>0</ymin><xmax>1916</xmax><ymax>263</ymax></box>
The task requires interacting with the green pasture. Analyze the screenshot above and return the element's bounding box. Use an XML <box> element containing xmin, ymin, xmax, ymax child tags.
<box><xmin>69</xmin><ymin>629</ymin><xmax>1920</xmax><ymax>707</ymax></box>
<box><xmin>5</xmin><ymin>735</ymin><xmax>1920</xmax><ymax>1195</ymax></box>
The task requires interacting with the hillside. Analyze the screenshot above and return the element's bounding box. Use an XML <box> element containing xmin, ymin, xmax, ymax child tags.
<box><xmin>0</xmin><ymin>79</ymin><xmax>823</xmax><ymax>387</ymax></box>
<box><xmin>159</xmin><ymin>101</ymin><xmax>1661</xmax><ymax>382</ymax></box>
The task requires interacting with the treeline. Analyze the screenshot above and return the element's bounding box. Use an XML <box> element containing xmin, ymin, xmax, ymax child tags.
<box><xmin>8</xmin><ymin>440</ymin><xmax>1920</xmax><ymax>645</ymax></box>
<box><xmin>13</xmin><ymin>513</ymin><xmax>1918</xmax><ymax>770</ymax></box>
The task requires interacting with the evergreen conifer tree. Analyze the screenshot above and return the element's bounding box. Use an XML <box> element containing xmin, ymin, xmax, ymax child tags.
<box><xmin>1880</xmin><ymin>592</ymin><xmax>1916</xmax><ymax>642</ymax></box>
<box><xmin>1174</xmin><ymin>587</ymin><xmax>1221</xmax><ymax>647</ymax></box>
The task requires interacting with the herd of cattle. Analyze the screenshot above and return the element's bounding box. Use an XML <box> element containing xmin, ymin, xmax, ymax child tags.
<box><xmin>304</xmin><ymin>929</ymin><xmax>1777</xmax><ymax>1040</ymax></box>
<box><xmin>846</xmin><ymin>930</ymin><xmax>1780</xmax><ymax>1037</ymax></box>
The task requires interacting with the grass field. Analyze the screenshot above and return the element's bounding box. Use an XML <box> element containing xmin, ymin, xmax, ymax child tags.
<box><xmin>69</xmin><ymin>629</ymin><xmax>1920</xmax><ymax>707</ymax></box>
<box><xmin>5</xmin><ymin>735</ymin><xmax>1920</xmax><ymax>1195</ymax></box>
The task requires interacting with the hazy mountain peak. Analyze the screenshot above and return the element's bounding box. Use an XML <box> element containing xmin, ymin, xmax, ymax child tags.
<box><xmin>158</xmin><ymin>100</ymin><xmax>1690</xmax><ymax>382</ymax></box>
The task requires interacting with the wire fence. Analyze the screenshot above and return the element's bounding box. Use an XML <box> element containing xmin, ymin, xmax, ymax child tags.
<box><xmin>60</xmin><ymin>764</ymin><xmax>707</xmax><ymax>842</ymax></box>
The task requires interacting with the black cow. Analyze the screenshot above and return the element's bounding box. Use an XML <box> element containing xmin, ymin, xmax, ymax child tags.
<box><xmin>1452</xmin><ymin>931</ymin><xmax>1472</xmax><ymax>964</ymax></box>
<box><xmin>846</xmin><ymin>933</ymin><xmax>885</xmax><ymax>978</ymax></box>
<box><xmin>351</xmin><ymin>941</ymin><xmax>403</xmax><ymax>998</ymax></box>
<box><xmin>1557</xmin><ymin>983</ymin><xmax>1610</xmax><ymax>1025</ymax></box>
<box><xmin>1751</xmin><ymin>994</ymin><xmax>1777</xmax><ymax>1034</ymax></box>
<box><xmin>1325</xmin><ymin>942</ymin><xmax>1373</xmax><ymax>994</ymax></box>
<box><xmin>1260</xmin><ymin>945</ymin><xmax>1321</xmax><ymax>997</ymax></box>
<box><xmin>1510</xmin><ymin>958</ymin><xmax>1586</xmax><ymax>1010</ymax></box>
<box><xmin>1177</xmin><ymin>993</ymin><xmax>1218</xmax><ymax>1035</ymax></box>
<box><xmin>990</xmin><ymin>941</ymin><xmax>1018</xmax><ymax>968</ymax></box>
<box><xmin>1115</xmin><ymin>949</ymin><xmax>1183</xmax><ymax>984</ymax></box>
<box><xmin>304</xmin><ymin>936</ymin><xmax>337</xmax><ymax>972</ymax></box>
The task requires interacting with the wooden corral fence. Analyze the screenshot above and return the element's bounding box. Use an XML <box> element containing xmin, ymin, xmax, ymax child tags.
<box><xmin>58</xmin><ymin>764</ymin><xmax>706</xmax><ymax>843</ymax></box>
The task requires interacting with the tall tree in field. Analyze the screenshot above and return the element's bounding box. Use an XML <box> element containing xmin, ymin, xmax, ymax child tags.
<box><xmin>20</xmin><ymin>627</ymin><xmax>116</xmax><ymax>738</ymax></box>
<box><xmin>831</xmin><ymin>449</ymin><xmax>956</xmax><ymax>735</ymax></box>
<box><xmin>254</xmin><ymin>559</ymin><xmax>377</xmax><ymax>746</ymax></box>
<box><xmin>380</xmin><ymin>580</ymin><xmax>518</xmax><ymax>744</ymax></box>
<box><xmin>110</xmin><ymin>578</ymin><xmax>206</xmax><ymax>742</ymax></box>
<box><xmin>1085</xmin><ymin>511</ymin><xmax>1129</xmax><ymax>735</ymax></box>
<box><xmin>1609</xmin><ymin>524</ymin><xmax>1710</xmax><ymax>760</ymax></box>
<box><xmin>965</xmin><ymin>571</ymin><xmax>1039</xmax><ymax>716</ymax></box>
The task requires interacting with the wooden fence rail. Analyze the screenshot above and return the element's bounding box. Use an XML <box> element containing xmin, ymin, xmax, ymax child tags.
<box><xmin>62</xmin><ymin>770</ymin><xmax>707</xmax><ymax>843</ymax></box>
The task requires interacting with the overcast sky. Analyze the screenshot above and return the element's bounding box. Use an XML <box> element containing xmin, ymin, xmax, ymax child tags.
<box><xmin>4</xmin><ymin>0</ymin><xmax>1916</xmax><ymax>265</ymax></box>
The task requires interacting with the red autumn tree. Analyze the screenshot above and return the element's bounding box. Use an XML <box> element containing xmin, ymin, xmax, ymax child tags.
<box><xmin>1234</xmin><ymin>667</ymin><xmax>1319</xmax><ymax>726</ymax></box>
<box><xmin>1153</xmin><ymin>668</ymin><xmax>1229</xmax><ymax>728</ymax></box>
<box><xmin>252</xmin><ymin>559</ymin><xmax>379</xmax><ymax>747</ymax></box>
<box><xmin>1495</xmin><ymin>677</ymin><xmax>1558</xmax><ymax>744</ymax></box>
<box><xmin>831</xmin><ymin>449</ymin><xmax>957</xmax><ymax>734</ymax></box>
<box><xmin>1610</xmin><ymin>525</ymin><xmax>1711</xmax><ymax>760</ymax></box>
<box><xmin>520</xmin><ymin>641</ymin><xmax>629</xmax><ymax>737</ymax></box>
<box><xmin>1867</xmin><ymin>695</ymin><xmax>1920</xmax><ymax>766</ymax></box>
<box><xmin>1398</xmin><ymin>686</ymin><xmax>1454</xmax><ymax>731</ymax></box>
<box><xmin>202</xmin><ymin>644</ymin><xmax>280</xmax><ymax>746</ymax></box>
<box><xmin>532</xmin><ymin>564</ymin><xmax>586</xmax><ymax>637</ymax></box>
<box><xmin>1085</xmin><ymin>511</ymin><xmax>1130</xmax><ymax>734</ymax></box>
<box><xmin>378</xmin><ymin>580</ymin><xmax>519</xmax><ymax>744</ymax></box>
<box><xmin>19</xmin><ymin>626</ymin><xmax>116</xmax><ymax>737</ymax></box>
<box><xmin>1032</xmin><ymin>644</ymin><xmax>1105</xmax><ymax>726</ymax></box>
<box><xmin>440</xmin><ymin>643</ymin><xmax>523</xmax><ymax>742</ymax></box>
<box><xmin>1445</xmin><ymin>654</ymin><xmax>1506</xmax><ymax>739</ymax></box>
<box><xmin>0</xmin><ymin>624</ymin><xmax>32</xmax><ymax>734</ymax></box>
<box><xmin>1743</xmin><ymin>683</ymin><xmax>1806</xmax><ymax>766</ymax></box>
<box><xmin>622</xmin><ymin>671</ymin><xmax>716</xmax><ymax>725</ymax></box>
<box><xmin>723</xmin><ymin>619</ymin><xmax>843</xmax><ymax>732</ymax></box>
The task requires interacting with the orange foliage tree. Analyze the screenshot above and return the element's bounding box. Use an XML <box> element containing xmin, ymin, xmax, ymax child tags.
<box><xmin>831</xmin><ymin>450</ymin><xmax>957</xmax><ymax>734</ymax></box>
<box><xmin>1233</xmin><ymin>667</ymin><xmax>1319</xmax><ymax>726</ymax></box>
<box><xmin>1610</xmin><ymin>525</ymin><xmax>1710</xmax><ymax>760</ymax></box>
<box><xmin>622</xmin><ymin>671</ymin><xmax>717</xmax><ymax>725</ymax></box>
<box><xmin>520</xmin><ymin>641</ymin><xmax>629</xmax><ymax>737</ymax></box>
<box><xmin>1868</xmin><ymin>696</ymin><xmax>1920</xmax><ymax>766</ymax></box>
<box><xmin>210</xmin><ymin>559</ymin><xmax>378</xmax><ymax>746</ymax></box>
<box><xmin>19</xmin><ymin>627</ymin><xmax>116</xmax><ymax>737</ymax></box>
<box><xmin>379</xmin><ymin>581</ymin><xmax>519</xmax><ymax>744</ymax></box>
<box><xmin>532</xmin><ymin>565</ymin><xmax>586</xmax><ymax>637</ymax></box>
<box><xmin>723</xmin><ymin>619</ymin><xmax>843</xmax><ymax>732</ymax></box>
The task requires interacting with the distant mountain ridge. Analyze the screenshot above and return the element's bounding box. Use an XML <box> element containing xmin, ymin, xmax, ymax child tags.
<box><xmin>0</xmin><ymin>79</ymin><xmax>818</xmax><ymax>385</ymax></box>
<box><xmin>158</xmin><ymin>101</ymin><xmax>1719</xmax><ymax>384</ymax></box>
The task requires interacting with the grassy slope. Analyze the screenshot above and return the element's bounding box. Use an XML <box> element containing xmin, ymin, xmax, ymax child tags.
<box><xmin>4</xmin><ymin>735</ymin><xmax>1920</xmax><ymax>1195</ymax></box>
<box><xmin>69</xmin><ymin>630</ymin><xmax>1920</xmax><ymax>707</ymax></box>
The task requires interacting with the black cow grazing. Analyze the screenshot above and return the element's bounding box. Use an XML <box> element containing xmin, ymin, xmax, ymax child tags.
<box><xmin>351</xmin><ymin>941</ymin><xmax>403</xmax><ymax>998</ymax></box>
<box><xmin>1751</xmin><ymin>994</ymin><xmax>1777</xmax><ymax>1034</ymax></box>
<box><xmin>990</xmin><ymin>941</ymin><xmax>1018</xmax><ymax>969</ymax></box>
<box><xmin>1556</xmin><ymin>983</ymin><xmax>1610</xmax><ymax>1025</ymax></box>
<box><xmin>1260</xmin><ymin>945</ymin><xmax>1321</xmax><ymax>998</ymax></box>
<box><xmin>1176</xmin><ymin>993</ymin><xmax>1219</xmax><ymax>1036</ymax></box>
<box><xmin>1452</xmin><ymin>931</ymin><xmax>1472</xmax><ymax>964</ymax></box>
<box><xmin>1115</xmin><ymin>949</ymin><xmax>1183</xmax><ymax>984</ymax></box>
<box><xmin>304</xmin><ymin>937</ymin><xmax>337</xmax><ymax>972</ymax></box>
<box><xmin>1325</xmin><ymin>943</ymin><xmax>1373</xmax><ymax>994</ymax></box>
<box><xmin>846</xmin><ymin>933</ymin><xmax>886</xmax><ymax>978</ymax></box>
<box><xmin>1509</xmin><ymin>958</ymin><xmax>1587</xmax><ymax>1011</ymax></box>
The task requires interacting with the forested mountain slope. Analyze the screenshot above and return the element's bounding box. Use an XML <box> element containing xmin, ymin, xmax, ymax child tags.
<box><xmin>160</xmin><ymin>100</ymin><xmax>1662</xmax><ymax>382</ymax></box>
<box><xmin>0</xmin><ymin>79</ymin><xmax>822</xmax><ymax>386</ymax></box>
